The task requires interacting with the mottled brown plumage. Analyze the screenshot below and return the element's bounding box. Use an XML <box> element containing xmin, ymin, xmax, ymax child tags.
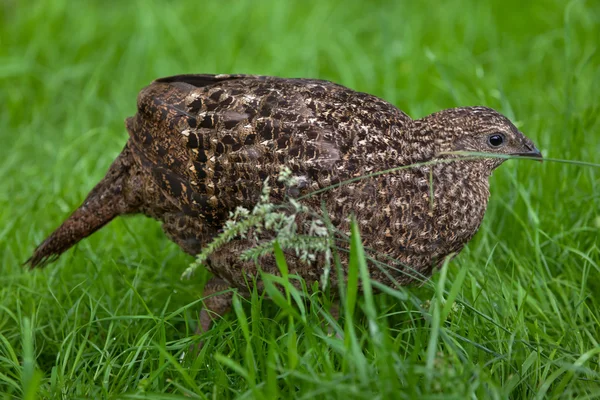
<box><xmin>27</xmin><ymin>74</ymin><xmax>541</xmax><ymax>332</ymax></box>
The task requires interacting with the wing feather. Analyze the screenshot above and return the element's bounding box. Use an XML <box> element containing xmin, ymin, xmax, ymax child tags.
<box><xmin>126</xmin><ymin>75</ymin><xmax>412</xmax><ymax>221</ymax></box>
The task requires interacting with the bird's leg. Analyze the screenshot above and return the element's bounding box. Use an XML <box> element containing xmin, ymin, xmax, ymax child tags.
<box><xmin>197</xmin><ymin>277</ymin><xmax>234</xmax><ymax>334</ymax></box>
<box><xmin>329</xmin><ymin>302</ymin><xmax>340</xmax><ymax>323</ymax></box>
<box><xmin>325</xmin><ymin>302</ymin><xmax>344</xmax><ymax>340</ymax></box>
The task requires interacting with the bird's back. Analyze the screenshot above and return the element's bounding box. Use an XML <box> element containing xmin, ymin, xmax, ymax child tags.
<box><xmin>126</xmin><ymin>74</ymin><xmax>413</xmax><ymax>226</ymax></box>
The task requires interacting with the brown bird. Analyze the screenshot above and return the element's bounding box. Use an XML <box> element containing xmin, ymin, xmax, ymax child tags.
<box><xmin>26</xmin><ymin>74</ymin><xmax>542</xmax><ymax>332</ymax></box>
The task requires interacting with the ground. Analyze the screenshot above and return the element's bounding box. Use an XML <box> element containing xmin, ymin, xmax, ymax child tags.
<box><xmin>0</xmin><ymin>0</ymin><xmax>599</xmax><ymax>398</ymax></box>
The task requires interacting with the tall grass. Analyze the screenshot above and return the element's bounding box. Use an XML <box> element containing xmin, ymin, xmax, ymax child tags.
<box><xmin>1</xmin><ymin>0</ymin><xmax>599</xmax><ymax>398</ymax></box>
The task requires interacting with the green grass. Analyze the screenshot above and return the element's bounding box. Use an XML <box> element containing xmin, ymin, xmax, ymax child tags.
<box><xmin>1</xmin><ymin>0</ymin><xmax>599</xmax><ymax>398</ymax></box>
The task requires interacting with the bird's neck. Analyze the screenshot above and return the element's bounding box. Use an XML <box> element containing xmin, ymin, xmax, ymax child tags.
<box><xmin>427</xmin><ymin>160</ymin><xmax>491</xmax><ymax>251</ymax></box>
<box><xmin>366</xmin><ymin>125</ymin><xmax>438</xmax><ymax>170</ymax></box>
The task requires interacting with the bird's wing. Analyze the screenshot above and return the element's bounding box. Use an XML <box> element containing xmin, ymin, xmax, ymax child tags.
<box><xmin>127</xmin><ymin>74</ymin><xmax>410</xmax><ymax>221</ymax></box>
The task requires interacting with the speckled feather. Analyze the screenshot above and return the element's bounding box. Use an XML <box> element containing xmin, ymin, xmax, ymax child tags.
<box><xmin>27</xmin><ymin>74</ymin><xmax>541</xmax><ymax>330</ymax></box>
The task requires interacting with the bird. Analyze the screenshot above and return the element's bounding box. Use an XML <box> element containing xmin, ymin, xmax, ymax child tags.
<box><xmin>26</xmin><ymin>74</ymin><xmax>542</xmax><ymax>333</ymax></box>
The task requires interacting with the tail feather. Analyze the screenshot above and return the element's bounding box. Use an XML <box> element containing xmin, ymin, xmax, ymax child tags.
<box><xmin>26</xmin><ymin>148</ymin><xmax>136</xmax><ymax>268</ymax></box>
<box><xmin>26</xmin><ymin>196</ymin><xmax>120</xmax><ymax>268</ymax></box>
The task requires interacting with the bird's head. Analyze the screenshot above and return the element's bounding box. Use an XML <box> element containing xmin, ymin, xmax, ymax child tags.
<box><xmin>411</xmin><ymin>106</ymin><xmax>542</xmax><ymax>173</ymax></box>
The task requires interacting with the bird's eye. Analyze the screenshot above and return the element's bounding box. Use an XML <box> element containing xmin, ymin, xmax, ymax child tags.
<box><xmin>487</xmin><ymin>134</ymin><xmax>505</xmax><ymax>147</ymax></box>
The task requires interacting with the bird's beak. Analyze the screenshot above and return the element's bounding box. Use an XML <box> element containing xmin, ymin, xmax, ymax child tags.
<box><xmin>512</xmin><ymin>144</ymin><xmax>543</xmax><ymax>162</ymax></box>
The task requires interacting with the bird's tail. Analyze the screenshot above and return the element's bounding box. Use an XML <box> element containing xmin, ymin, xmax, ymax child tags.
<box><xmin>26</xmin><ymin>147</ymin><xmax>136</xmax><ymax>268</ymax></box>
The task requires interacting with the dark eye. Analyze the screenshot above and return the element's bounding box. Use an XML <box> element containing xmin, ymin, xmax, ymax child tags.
<box><xmin>488</xmin><ymin>134</ymin><xmax>505</xmax><ymax>147</ymax></box>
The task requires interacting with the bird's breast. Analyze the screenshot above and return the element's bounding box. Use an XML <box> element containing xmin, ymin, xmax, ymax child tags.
<box><xmin>338</xmin><ymin>165</ymin><xmax>491</xmax><ymax>278</ymax></box>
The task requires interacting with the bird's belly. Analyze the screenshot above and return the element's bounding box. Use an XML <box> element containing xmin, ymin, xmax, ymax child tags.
<box><xmin>157</xmin><ymin>211</ymin><xmax>215</xmax><ymax>255</ymax></box>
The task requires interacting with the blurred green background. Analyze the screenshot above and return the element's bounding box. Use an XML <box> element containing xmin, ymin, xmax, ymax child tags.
<box><xmin>1</xmin><ymin>0</ymin><xmax>599</xmax><ymax>398</ymax></box>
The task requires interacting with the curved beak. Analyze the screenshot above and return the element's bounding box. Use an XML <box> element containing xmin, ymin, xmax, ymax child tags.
<box><xmin>512</xmin><ymin>144</ymin><xmax>543</xmax><ymax>162</ymax></box>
